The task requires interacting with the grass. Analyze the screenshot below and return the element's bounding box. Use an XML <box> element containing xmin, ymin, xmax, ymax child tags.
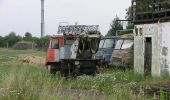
<box><xmin>0</xmin><ymin>48</ymin><xmax>169</xmax><ymax>99</ymax></box>
<box><xmin>0</xmin><ymin>60</ymin><xmax>158</xmax><ymax>100</ymax></box>
<box><xmin>0</xmin><ymin>48</ymin><xmax>45</xmax><ymax>57</ymax></box>
<box><xmin>0</xmin><ymin>48</ymin><xmax>45</xmax><ymax>63</ymax></box>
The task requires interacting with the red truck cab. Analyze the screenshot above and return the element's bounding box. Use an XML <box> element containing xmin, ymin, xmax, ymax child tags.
<box><xmin>46</xmin><ymin>35</ymin><xmax>64</xmax><ymax>73</ymax></box>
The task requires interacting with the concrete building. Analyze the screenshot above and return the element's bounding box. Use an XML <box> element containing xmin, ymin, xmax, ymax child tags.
<box><xmin>134</xmin><ymin>22</ymin><xmax>170</xmax><ymax>77</ymax></box>
<box><xmin>132</xmin><ymin>0</ymin><xmax>170</xmax><ymax>77</ymax></box>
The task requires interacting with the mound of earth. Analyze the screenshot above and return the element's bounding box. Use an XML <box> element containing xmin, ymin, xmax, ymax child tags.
<box><xmin>22</xmin><ymin>55</ymin><xmax>45</xmax><ymax>65</ymax></box>
<box><xmin>12</xmin><ymin>41</ymin><xmax>37</xmax><ymax>50</ymax></box>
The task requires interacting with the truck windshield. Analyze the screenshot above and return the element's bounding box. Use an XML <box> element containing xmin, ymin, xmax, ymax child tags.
<box><xmin>99</xmin><ymin>39</ymin><xmax>115</xmax><ymax>49</ymax></box>
<box><xmin>51</xmin><ymin>39</ymin><xmax>59</xmax><ymax>49</ymax></box>
<box><xmin>114</xmin><ymin>39</ymin><xmax>133</xmax><ymax>50</ymax></box>
<box><xmin>115</xmin><ymin>40</ymin><xmax>123</xmax><ymax>49</ymax></box>
<box><xmin>65</xmin><ymin>40</ymin><xmax>75</xmax><ymax>45</ymax></box>
<box><xmin>103</xmin><ymin>39</ymin><xmax>115</xmax><ymax>48</ymax></box>
<box><xmin>99</xmin><ymin>40</ymin><xmax>104</xmax><ymax>49</ymax></box>
<box><xmin>121</xmin><ymin>40</ymin><xmax>133</xmax><ymax>49</ymax></box>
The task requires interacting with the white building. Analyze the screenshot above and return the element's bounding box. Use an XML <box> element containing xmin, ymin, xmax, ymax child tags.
<box><xmin>134</xmin><ymin>22</ymin><xmax>170</xmax><ymax>77</ymax></box>
<box><xmin>132</xmin><ymin>0</ymin><xmax>170</xmax><ymax>77</ymax></box>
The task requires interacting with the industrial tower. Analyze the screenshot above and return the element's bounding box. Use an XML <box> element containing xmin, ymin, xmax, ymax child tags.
<box><xmin>41</xmin><ymin>0</ymin><xmax>45</xmax><ymax>38</ymax></box>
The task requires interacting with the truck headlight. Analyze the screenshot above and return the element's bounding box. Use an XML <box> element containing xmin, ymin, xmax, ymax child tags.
<box><xmin>75</xmin><ymin>61</ymin><xmax>80</xmax><ymax>65</ymax></box>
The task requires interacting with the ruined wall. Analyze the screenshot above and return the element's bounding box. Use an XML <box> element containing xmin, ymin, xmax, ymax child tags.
<box><xmin>160</xmin><ymin>22</ymin><xmax>170</xmax><ymax>77</ymax></box>
<box><xmin>134</xmin><ymin>25</ymin><xmax>144</xmax><ymax>74</ymax></box>
<box><xmin>134</xmin><ymin>22</ymin><xmax>170</xmax><ymax>77</ymax></box>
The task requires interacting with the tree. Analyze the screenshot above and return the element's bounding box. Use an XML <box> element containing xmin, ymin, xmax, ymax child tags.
<box><xmin>23</xmin><ymin>32</ymin><xmax>33</xmax><ymax>41</ymax></box>
<box><xmin>106</xmin><ymin>16</ymin><xmax>123</xmax><ymax>36</ymax></box>
<box><xmin>33</xmin><ymin>35</ymin><xmax>50</xmax><ymax>48</ymax></box>
<box><xmin>0</xmin><ymin>36</ymin><xmax>4</xmax><ymax>47</ymax></box>
<box><xmin>4</xmin><ymin>32</ymin><xmax>22</xmax><ymax>47</ymax></box>
<box><xmin>125</xmin><ymin>6</ymin><xmax>134</xmax><ymax>29</ymax></box>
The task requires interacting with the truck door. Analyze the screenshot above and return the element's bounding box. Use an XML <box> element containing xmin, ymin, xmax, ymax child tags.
<box><xmin>46</xmin><ymin>38</ymin><xmax>59</xmax><ymax>63</ymax></box>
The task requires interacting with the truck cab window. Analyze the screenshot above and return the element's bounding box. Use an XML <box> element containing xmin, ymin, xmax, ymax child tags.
<box><xmin>115</xmin><ymin>40</ymin><xmax>123</xmax><ymax>49</ymax></box>
<box><xmin>103</xmin><ymin>39</ymin><xmax>115</xmax><ymax>48</ymax></box>
<box><xmin>51</xmin><ymin>39</ymin><xmax>59</xmax><ymax>49</ymax></box>
<box><xmin>99</xmin><ymin>40</ymin><xmax>104</xmax><ymax>49</ymax></box>
<box><xmin>121</xmin><ymin>40</ymin><xmax>133</xmax><ymax>49</ymax></box>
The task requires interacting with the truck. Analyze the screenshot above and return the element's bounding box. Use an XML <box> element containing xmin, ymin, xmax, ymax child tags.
<box><xmin>95</xmin><ymin>36</ymin><xmax>119</xmax><ymax>67</ymax></box>
<box><xmin>110</xmin><ymin>33</ymin><xmax>134</xmax><ymax>69</ymax></box>
<box><xmin>96</xmin><ymin>29</ymin><xmax>134</xmax><ymax>67</ymax></box>
<box><xmin>46</xmin><ymin>25</ymin><xmax>101</xmax><ymax>77</ymax></box>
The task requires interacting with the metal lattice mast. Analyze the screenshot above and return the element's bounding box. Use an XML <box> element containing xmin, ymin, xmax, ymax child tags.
<box><xmin>41</xmin><ymin>0</ymin><xmax>45</xmax><ymax>38</ymax></box>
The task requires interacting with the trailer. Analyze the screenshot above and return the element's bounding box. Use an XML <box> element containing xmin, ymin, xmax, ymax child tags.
<box><xmin>46</xmin><ymin>25</ymin><xmax>101</xmax><ymax>77</ymax></box>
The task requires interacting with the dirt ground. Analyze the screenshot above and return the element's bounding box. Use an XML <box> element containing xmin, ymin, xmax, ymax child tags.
<box><xmin>49</xmin><ymin>88</ymin><xmax>106</xmax><ymax>100</ymax></box>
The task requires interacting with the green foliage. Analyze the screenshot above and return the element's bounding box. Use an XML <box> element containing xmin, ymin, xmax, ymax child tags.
<box><xmin>106</xmin><ymin>7</ymin><xmax>134</xmax><ymax>36</ymax></box>
<box><xmin>0</xmin><ymin>62</ymin><xmax>141</xmax><ymax>99</ymax></box>
<box><xmin>22</xmin><ymin>32</ymin><xmax>50</xmax><ymax>48</ymax></box>
<box><xmin>0</xmin><ymin>32</ymin><xmax>50</xmax><ymax>49</ymax></box>
<box><xmin>0</xmin><ymin>48</ymin><xmax>45</xmax><ymax>57</ymax></box>
<box><xmin>160</xmin><ymin>88</ymin><xmax>165</xmax><ymax>100</ymax></box>
<box><xmin>125</xmin><ymin>6</ymin><xmax>134</xmax><ymax>29</ymax></box>
<box><xmin>159</xmin><ymin>88</ymin><xmax>169</xmax><ymax>100</ymax></box>
<box><xmin>23</xmin><ymin>32</ymin><xmax>33</xmax><ymax>41</ymax></box>
<box><xmin>35</xmin><ymin>36</ymin><xmax>50</xmax><ymax>48</ymax></box>
<box><xmin>3</xmin><ymin>32</ymin><xmax>22</xmax><ymax>47</ymax></box>
<box><xmin>0</xmin><ymin>36</ymin><xmax>4</xmax><ymax>47</ymax></box>
<box><xmin>0</xmin><ymin>57</ymin><xmax>167</xmax><ymax>99</ymax></box>
<box><xmin>0</xmin><ymin>62</ymin><xmax>63</xmax><ymax>100</ymax></box>
<box><xmin>106</xmin><ymin>16</ymin><xmax>123</xmax><ymax>36</ymax></box>
<box><xmin>0</xmin><ymin>49</ymin><xmax>168</xmax><ymax>99</ymax></box>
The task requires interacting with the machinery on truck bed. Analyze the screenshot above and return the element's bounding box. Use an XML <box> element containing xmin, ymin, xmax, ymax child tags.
<box><xmin>46</xmin><ymin>25</ymin><xmax>101</xmax><ymax>77</ymax></box>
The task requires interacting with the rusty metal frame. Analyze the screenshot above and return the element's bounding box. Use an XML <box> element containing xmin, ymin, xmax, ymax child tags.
<box><xmin>57</xmin><ymin>25</ymin><xmax>99</xmax><ymax>35</ymax></box>
<box><xmin>132</xmin><ymin>0</ymin><xmax>170</xmax><ymax>24</ymax></box>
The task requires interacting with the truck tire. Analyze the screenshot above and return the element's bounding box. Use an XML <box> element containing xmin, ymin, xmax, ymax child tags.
<box><xmin>60</xmin><ymin>61</ymin><xmax>69</xmax><ymax>78</ymax></box>
<box><xmin>50</xmin><ymin>64</ymin><xmax>57</xmax><ymax>75</ymax></box>
<box><xmin>71</xmin><ymin>67</ymin><xmax>79</xmax><ymax>78</ymax></box>
<box><xmin>80</xmin><ymin>61</ymin><xmax>97</xmax><ymax>75</ymax></box>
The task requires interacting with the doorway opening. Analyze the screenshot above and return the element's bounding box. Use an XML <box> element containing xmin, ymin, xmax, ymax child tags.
<box><xmin>144</xmin><ymin>37</ymin><xmax>152</xmax><ymax>75</ymax></box>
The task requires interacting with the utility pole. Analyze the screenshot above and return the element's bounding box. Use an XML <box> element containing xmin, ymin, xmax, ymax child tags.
<box><xmin>41</xmin><ymin>0</ymin><xmax>45</xmax><ymax>38</ymax></box>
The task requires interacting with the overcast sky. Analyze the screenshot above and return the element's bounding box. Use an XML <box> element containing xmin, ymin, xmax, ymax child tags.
<box><xmin>0</xmin><ymin>0</ymin><xmax>131</xmax><ymax>37</ymax></box>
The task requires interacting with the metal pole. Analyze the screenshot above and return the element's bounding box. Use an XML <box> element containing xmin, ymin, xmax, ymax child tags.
<box><xmin>41</xmin><ymin>0</ymin><xmax>45</xmax><ymax>38</ymax></box>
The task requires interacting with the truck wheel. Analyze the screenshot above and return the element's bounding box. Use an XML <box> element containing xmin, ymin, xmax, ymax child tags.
<box><xmin>50</xmin><ymin>64</ymin><xmax>57</xmax><ymax>75</ymax></box>
<box><xmin>71</xmin><ymin>67</ymin><xmax>79</xmax><ymax>79</ymax></box>
<box><xmin>92</xmin><ymin>66</ymin><xmax>97</xmax><ymax>76</ymax></box>
<box><xmin>60</xmin><ymin>62</ymin><xmax>69</xmax><ymax>78</ymax></box>
<box><xmin>61</xmin><ymin>68</ymin><xmax>69</xmax><ymax>78</ymax></box>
